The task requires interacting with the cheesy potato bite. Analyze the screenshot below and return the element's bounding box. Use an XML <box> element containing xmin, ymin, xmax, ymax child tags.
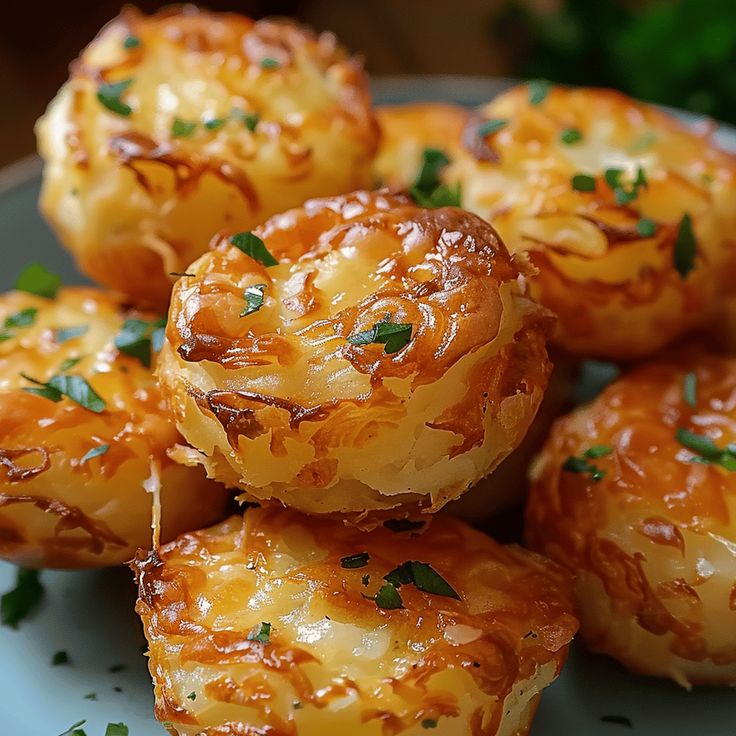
<box><xmin>0</xmin><ymin>286</ymin><xmax>229</xmax><ymax>568</ymax></box>
<box><xmin>134</xmin><ymin>506</ymin><xmax>578</xmax><ymax>736</ymax></box>
<box><xmin>526</xmin><ymin>352</ymin><xmax>736</xmax><ymax>686</ymax></box>
<box><xmin>36</xmin><ymin>6</ymin><xmax>378</xmax><ymax>309</ymax></box>
<box><xmin>158</xmin><ymin>189</ymin><xmax>552</xmax><ymax>521</ymax></box>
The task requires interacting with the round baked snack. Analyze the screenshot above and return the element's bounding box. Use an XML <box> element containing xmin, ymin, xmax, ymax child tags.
<box><xmin>0</xmin><ymin>283</ymin><xmax>229</xmax><ymax>568</ymax></box>
<box><xmin>454</xmin><ymin>84</ymin><xmax>736</xmax><ymax>360</ymax></box>
<box><xmin>526</xmin><ymin>351</ymin><xmax>736</xmax><ymax>686</ymax></box>
<box><xmin>134</xmin><ymin>506</ymin><xmax>578</xmax><ymax>736</ymax></box>
<box><xmin>158</xmin><ymin>189</ymin><xmax>552</xmax><ymax>521</ymax></box>
<box><xmin>36</xmin><ymin>6</ymin><xmax>378</xmax><ymax>308</ymax></box>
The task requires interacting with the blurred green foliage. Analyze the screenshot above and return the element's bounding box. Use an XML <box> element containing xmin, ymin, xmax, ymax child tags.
<box><xmin>496</xmin><ymin>0</ymin><xmax>736</xmax><ymax>123</ymax></box>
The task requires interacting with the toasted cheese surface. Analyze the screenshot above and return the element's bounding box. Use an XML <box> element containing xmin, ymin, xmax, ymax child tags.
<box><xmin>0</xmin><ymin>287</ymin><xmax>228</xmax><ymax>568</ymax></box>
<box><xmin>36</xmin><ymin>6</ymin><xmax>379</xmax><ymax>308</ymax></box>
<box><xmin>158</xmin><ymin>189</ymin><xmax>552</xmax><ymax>520</ymax></box>
<box><xmin>526</xmin><ymin>350</ymin><xmax>736</xmax><ymax>686</ymax></box>
<box><xmin>134</xmin><ymin>507</ymin><xmax>578</xmax><ymax>735</ymax></box>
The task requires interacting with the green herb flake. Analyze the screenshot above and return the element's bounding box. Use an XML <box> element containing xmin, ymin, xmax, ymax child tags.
<box><xmin>528</xmin><ymin>79</ymin><xmax>551</xmax><ymax>105</ymax></box>
<box><xmin>600</xmin><ymin>715</ymin><xmax>633</xmax><ymax>728</ymax></box>
<box><xmin>54</xmin><ymin>325</ymin><xmax>88</xmax><ymax>344</ymax></box>
<box><xmin>683</xmin><ymin>372</ymin><xmax>698</xmax><ymax>408</ymax></box>
<box><xmin>1</xmin><ymin>568</ymin><xmax>44</xmax><ymax>628</ymax></box>
<box><xmin>187</xmin><ymin>691</ymin><xmax>197</xmax><ymax>700</ymax></box>
<box><xmin>562</xmin><ymin>453</ymin><xmax>608</xmax><ymax>482</ymax></box>
<box><xmin>104</xmin><ymin>724</ymin><xmax>129</xmax><ymax>736</ymax></box>
<box><xmin>410</xmin><ymin>147</ymin><xmax>453</xmax><ymax>206</ymax></box>
<box><xmin>232</xmin><ymin>108</ymin><xmax>260</xmax><ymax>132</ymax></box>
<box><xmin>5</xmin><ymin>308</ymin><xmax>37</xmax><ymax>329</ymax></box>
<box><xmin>422</xmin><ymin>719</ymin><xmax>438</xmax><ymax>729</ymax></box>
<box><xmin>203</xmin><ymin>117</ymin><xmax>226</xmax><ymax>131</ymax></box>
<box><xmin>361</xmin><ymin>573</ymin><xmax>370</xmax><ymax>586</ymax></box>
<box><xmin>123</xmin><ymin>35</ymin><xmax>140</xmax><ymax>49</ymax></box>
<box><xmin>60</xmin><ymin>356</ymin><xmax>83</xmax><ymax>372</ymax></box>
<box><xmin>411</xmin><ymin>182</ymin><xmax>462</xmax><ymax>208</ymax></box>
<box><xmin>241</xmin><ymin>283</ymin><xmax>267</xmax><ymax>317</ymax></box>
<box><xmin>52</xmin><ymin>650</ymin><xmax>70</xmax><ymax>666</ymax></box>
<box><xmin>675</xmin><ymin>427</ymin><xmax>736</xmax><ymax>471</ymax></box>
<box><xmin>560</xmin><ymin>128</ymin><xmax>582</xmax><ymax>145</ymax></box>
<box><xmin>477</xmin><ymin>119</ymin><xmax>507</xmax><ymax>137</ymax></box>
<box><xmin>15</xmin><ymin>263</ymin><xmax>62</xmax><ymax>299</ymax></box>
<box><xmin>247</xmin><ymin>621</ymin><xmax>272</xmax><ymax>643</ymax></box>
<box><xmin>114</xmin><ymin>318</ymin><xmax>162</xmax><ymax>367</ymax></box>
<box><xmin>0</xmin><ymin>330</ymin><xmax>11</xmax><ymax>342</ymax></box>
<box><xmin>347</xmin><ymin>316</ymin><xmax>413</xmax><ymax>354</ymax></box>
<box><xmin>604</xmin><ymin>166</ymin><xmax>648</xmax><ymax>205</ymax></box>
<box><xmin>371</xmin><ymin>583</ymin><xmax>404</xmax><ymax>610</ymax></box>
<box><xmin>340</xmin><ymin>552</ymin><xmax>370</xmax><ymax>569</ymax></box>
<box><xmin>97</xmin><ymin>79</ymin><xmax>134</xmax><ymax>117</ymax></box>
<box><xmin>80</xmin><ymin>444</ymin><xmax>111</xmax><ymax>465</ymax></box>
<box><xmin>57</xmin><ymin>721</ymin><xmax>87</xmax><ymax>736</ymax></box>
<box><xmin>571</xmin><ymin>173</ymin><xmax>596</xmax><ymax>192</ymax></box>
<box><xmin>384</xmin><ymin>561</ymin><xmax>460</xmax><ymax>600</ymax></box>
<box><xmin>636</xmin><ymin>217</ymin><xmax>657</xmax><ymax>238</ymax></box>
<box><xmin>673</xmin><ymin>213</ymin><xmax>696</xmax><ymax>278</ymax></box>
<box><xmin>584</xmin><ymin>445</ymin><xmax>613</xmax><ymax>459</ymax></box>
<box><xmin>21</xmin><ymin>373</ymin><xmax>106</xmax><ymax>413</ymax></box>
<box><xmin>231</xmin><ymin>232</ymin><xmax>278</xmax><ymax>267</ymax></box>
<box><xmin>260</xmin><ymin>57</ymin><xmax>281</xmax><ymax>69</ymax></box>
<box><xmin>172</xmin><ymin>118</ymin><xmax>197</xmax><ymax>138</ymax></box>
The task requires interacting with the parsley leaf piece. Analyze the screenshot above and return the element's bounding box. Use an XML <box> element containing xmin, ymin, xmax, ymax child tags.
<box><xmin>637</xmin><ymin>217</ymin><xmax>657</xmax><ymax>238</ymax></box>
<box><xmin>260</xmin><ymin>57</ymin><xmax>280</xmax><ymax>69</ymax></box>
<box><xmin>97</xmin><ymin>79</ymin><xmax>133</xmax><ymax>117</ymax></box>
<box><xmin>341</xmin><ymin>552</ymin><xmax>370</xmax><ymax>569</ymax></box>
<box><xmin>57</xmin><ymin>721</ymin><xmax>87</xmax><ymax>736</ymax></box>
<box><xmin>413</xmin><ymin>148</ymin><xmax>451</xmax><ymax>196</ymax></box>
<box><xmin>604</xmin><ymin>166</ymin><xmax>647</xmax><ymax>204</ymax></box>
<box><xmin>21</xmin><ymin>373</ymin><xmax>63</xmax><ymax>402</ymax></box>
<box><xmin>22</xmin><ymin>373</ymin><xmax>105</xmax><ymax>412</ymax></box>
<box><xmin>675</xmin><ymin>427</ymin><xmax>736</xmax><ymax>470</ymax></box>
<box><xmin>60</xmin><ymin>356</ymin><xmax>83</xmax><ymax>372</ymax></box>
<box><xmin>104</xmin><ymin>724</ymin><xmax>129</xmax><ymax>736</ymax></box>
<box><xmin>232</xmin><ymin>108</ymin><xmax>260</xmax><ymax>131</ymax></box>
<box><xmin>584</xmin><ymin>445</ymin><xmax>613</xmax><ymax>459</ymax></box>
<box><xmin>187</xmin><ymin>691</ymin><xmax>197</xmax><ymax>701</ymax></box>
<box><xmin>231</xmin><ymin>232</ymin><xmax>278</xmax><ymax>267</ymax></box>
<box><xmin>410</xmin><ymin>562</ymin><xmax>461</xmax><ymax>600</ymax></box>
<box><xmin>123</xmin><ymin>34</ymin><xmax>140</xmax><ymax>49</ymax></box>
<box><xmin>172</xmin><ymin>118</ymin><xmax>197</xmax><ymax>138</ymax></box>
<box><xmin>410</xmin><ymin>182</ymin><xmax>462</xmax><ymax>208</ymax></box>
<box><xmin>241</xmin><ymin>284</ymin><xmax>267</xmax><ymax>317</ymax></box>
<box><xmin>247</xmin><ymin>621</ymin><xmax>272</xmax><ymax>643</ymax></box>
<box><xmin>422</xmin><ymin>720</ymin><xmax>438</xmax><ymax>729</ymax></box>
<box><xmin>5</xmin><ymin>308</ymin><xmax>37</xmax><ymax>328</ymax></box>
<box><xmin>683</xmin><ymin>372</ymin><xmax>698</xmax><ymax>408</ymax></box>
<box><xmin>528</xmin><ymin>79</ymin><xmax>551</xmax><ymax>105</ymax></box>
<box><xmin>347</xmin><ymin>317</ymin><xmax>413</xmax><ymax>354</ymax></box>
<box><xmin>0</xmin><ymin>330</ymin><xmax>11</xmax><ymax>342</ymax></box>
<box><xmin>1</xmin><ymin>568</ymin><xmax>44</xmax><ymax>628</ymax></box>
<box><xmin>600</xmin><ymin>715</ymin><xmax>633</xmax><ymax>728</ymax></box>
<box><xmin>52</xmin><ymin>650</ymin><xmax>70</xmax><ymax>665</ymax></box>
<box><xmin>563</xmin><ymin>455</ymin><xmax>607</xmax><ymax>482</ymax></box>
<box><xmin>114</xmin><ymin>318</ymin><xmax>162</xmax><ymax>367</ymax></box>
<box><xmin>372</xmin><ymin>583</ymin><xmax>404</xmax><ymax>610</ymax></box>
<box><xmin>80</xmin><ymin>444</ymin><xmax>110</xmax><ymax>465</ymax></box>
<box><xmin>571</xmin><ymin>173</ymin><xmax>596</xmax><ymax>192</ymax></box>
<box><xmin>560</xmin><ymin>128</ymin><xmax>582</xmax><ymax>145</ymax></box>
<box><xmin>203</xmin><ymin>117</ymin><xmax>226</xmax><ymax>131</ymax></box>
<box><xmin>477</xmin><ymin>119</ymin><xmax>507</xmax><ymax>137</ymax></box>
<box><xmin>384</xmin><ymin>561</ymin><xmax>414</xmax><ymax>587</ymax></box>
<box><xmin>54</xmin><ymin>325</ymin><xmax>88</xmax><ymax>344</ymax></box>
<box><xmin>673</xmin><ymin>213</ymin><xmax>696</xmax><ymax>278</ymax></box>
<box><xmin>15</xmin><ymin>263</ymin><xmax>62</xmax><ymax>299</ymax></box>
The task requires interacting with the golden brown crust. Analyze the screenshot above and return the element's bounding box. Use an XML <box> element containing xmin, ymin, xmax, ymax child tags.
<box><xmin>134</xmin><ymin>508</ymin><xmax>578</xmax><ymax>736</ymax></box>
<box><xmin>526</xmin><ymin>350</ymin><xmax>736</xmax><ymax>685</ymax></box>
<box><xmin>0</xmin><ymin>287</ymin><xmax>229</xmax><ymax>568</ymax></box>
<box><xmin>158</xmin><ymin>189</ymin><xmax>552</xmax><ymax>520</ymax></box>
<box><xmin>36</xmin><ymin>6</ymin><xmax>379</xmax><ymax>309</ymax></box>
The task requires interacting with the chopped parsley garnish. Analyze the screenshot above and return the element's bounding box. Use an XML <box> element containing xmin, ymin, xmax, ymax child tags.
<box><xmin>528</xmin><ymin>79</ymin><xmax>551</xmax><ymax>105</ymax></box>
<box><xmin>676</xmin><ymin>428</ymin><xmax>736</xmax><ymax>471</ymax></box>
<box><xmin>57</xmin><ymin>721</ymin><xmax>87</xmax><ymax>736</ymax></box>
<box><xmin>422</xmin><ymin>719</ymin><xmax>438</xmax><ymax>729</ymax></box>
<box><xmin>241</xmin><ymin>284</ymin><xmax>267</xmax><ymax>317</ymax></box>
<box><xmin>97</xmin><ymin>79</ymin><xmax>134</xmax><ymax>117</ymax></box>
<box><xmin>231</xmin><ymin>108</ymin><xmax>260</xmax><ymax>131</ymax></box>
<box><xmin>571</xmin><ymin>173</ymin><xmax>596</xmax><ymax>192</ymax></box>
<box><xmin>52</xmin><ymin>650</ymin><xmax>70</xmax><ymax>665</ymax></box>
<box><xmin>172</xmin><ymin>118</ymin><xmax>197</xmax><ymax>138</ymax></box>
<box><xmin>80</xmin><ymin>444</ymin><xmax>110</xmax><ymax>465</ymax></box>
<box><xmin>370</xmin><ymin>583</ymin><xmax>404</xmax><ymax>610</ymax></box>
<box><xmin>604</xmin><ymin>167</ymin><xmax>647</xmax><ymax>205</ymax></box>
<box><xmin>21</xmin><ymin>373</ymin><xmax>106</xmax><ymax>413</ymax></box>
<box><xmin>104</xmin><ymin>724</ymin><xmax>129</xmax><ymax>736</ymax></box>
<box><xmin>683</xmin><ymin>372</ymin><xmax>697</xmax><ymax>408</ymax></box>
<box><xmin>411</xmin><ymin>182</ymin><xmax>462</xmax><ymax>208</ymax></box>
<box><xmin>15</xmin><ymin>263</ymin><xmax>61</xmax><ymax>299</ymax></box>
<box><xmin>562</xmin><ymin>445</ymin><xmax>612</xmax><ymax>482</ymax></box>
<box><xmin>5</xmin><ymin>308</ymin><xmax>37</xmax><ymax>328</ymax></box>
<box><xmin>410</xmin><ymin>148</ymin><xmax>461</xmax><ymax>208</ymax></box>
<box><xmin>59</xmin><ymin>356</ymin><xmax>83</xmax><ymax>372</ymax></box>
<box><xmin>54</xmin><ymin>325</ymin><xmax>88</xmax><ymax>344</ymax></box>
<box><xmin>114</xmin><ymin>317</ymin><xmax>166</xmax><ymax>367</ymax></box>
<box><xmin>340</xmin><ymin>552</ymin><xmax>370</xmax><ymax>569</ymax></box>
<box><xmin>477</xmin><ymin>119</ymin><xmax>507</xmax><ymax>137</ymax></box>
<box><xmin>187</xmin><ymin>691</ymin><xmax>197</xmax><ymax>700</ymax></box>
<box><xmin>203</xmin><ymin>117</ymin><xmax>226</xmax><ymax>131</ymax></box>
<box><xmin>673</xmin><ymin>213</ymin><xmax>696</xmax><ymax>278</ymax></box>
<box><xmin>260</xmin><ymin>57</ymin><xmax>280</xmax><ymax>69</ymax></box>
<box><xmin>362</xmin><ymin>573</ymin><xmax>370</xmax><ymax>586</ymax></box>
<box><xmin>123</xmin><ymin>35</ymin><xmax>140</xmax><ymax>49</ymax></box>
<box><xmin>600</xmin><ymin>715</ymin><xmax>633</xmax><ymax>728</ymax></box>
<box><xmin>560</xmin><ymin>128</ymin><xmax>582</xmax><ymax>145</ymax></box>
<box><xmin>636</xmin><ymin>217</ymin><xmax>657</xmax><ymax>238</ymax></box>
<box><xmin>384</xmin><ymin>561</ymin><xmax>461</xmax><ymax>600</ymax></box>
<box><xmin>347</xmin><ymin>316</ymin><xmax>413</xmax><ymax>354</ymax></box>
<box><xmin>1</xmin><ymin>568</ymin><xmax>44</xmax><ymax>628</ymax></box>
<box><xmin>231</xmin><ymin>232</ymin><xmax>278</xmax><ymax>267</ymax></box>
<box><xmin>247</xmin><ymin>621</ymin><xmax>272</xmax><ymax>643</ymax></box>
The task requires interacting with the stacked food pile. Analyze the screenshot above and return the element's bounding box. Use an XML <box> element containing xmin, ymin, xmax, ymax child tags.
<box><xmin>1</xmin><ymin>6</ymin><xmax>735</xmax><ymax>735</ymax></box>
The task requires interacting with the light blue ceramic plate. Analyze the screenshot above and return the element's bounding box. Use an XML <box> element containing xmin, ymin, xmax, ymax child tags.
<box><xmin>0</xmin><ymin>77</ymin><xmax>734</xmax><ymax>736</ymax></box>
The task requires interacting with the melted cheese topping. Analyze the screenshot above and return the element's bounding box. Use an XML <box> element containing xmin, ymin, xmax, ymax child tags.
<box><xmin>0</xmin><ymin>287</ymin><xmax>228</xmax><ymax>568</ymax></box>
<box><xmin>157</xmin><ymin>189</ymin><xmax>552</xmax><ymax>521</ymax></box>
<box><xmin>134</xmin><ymin>508</ymin><xmax>578</xmax><ymax>735</ymax></box>
<box><xmin>526</xmin><ymin>350</ymin><xmax>736</xmax><ymax>686</ymax></box>
<box><xmin>35</xmin><ymin>6</ymin><xmax>378</xmax><ymax>308</ymax></box>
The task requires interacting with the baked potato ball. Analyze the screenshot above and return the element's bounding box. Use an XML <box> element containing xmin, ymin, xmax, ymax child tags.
<box><xmin>158</xmin><ymin>189</ymin><xmax>552</xmax><ymax>521</ymax></box>
<box><xmin>134</xmin><ymin>506</ymin><xmax>578</xmax><ymax>736</ymax></box>
<box><xmin>526</xmin><ymin>351</ymin><xmax>736</xmax><ymax>686</ymax></box>
<box><xmin>0</xmin><ymin>285</ymin><xmax>229</xmax><ymax>568</ymax></box>
<box><xmin>36</xmin><ymin>6</ymin><xmax>379</xmax><ymax>309</ymax></box>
